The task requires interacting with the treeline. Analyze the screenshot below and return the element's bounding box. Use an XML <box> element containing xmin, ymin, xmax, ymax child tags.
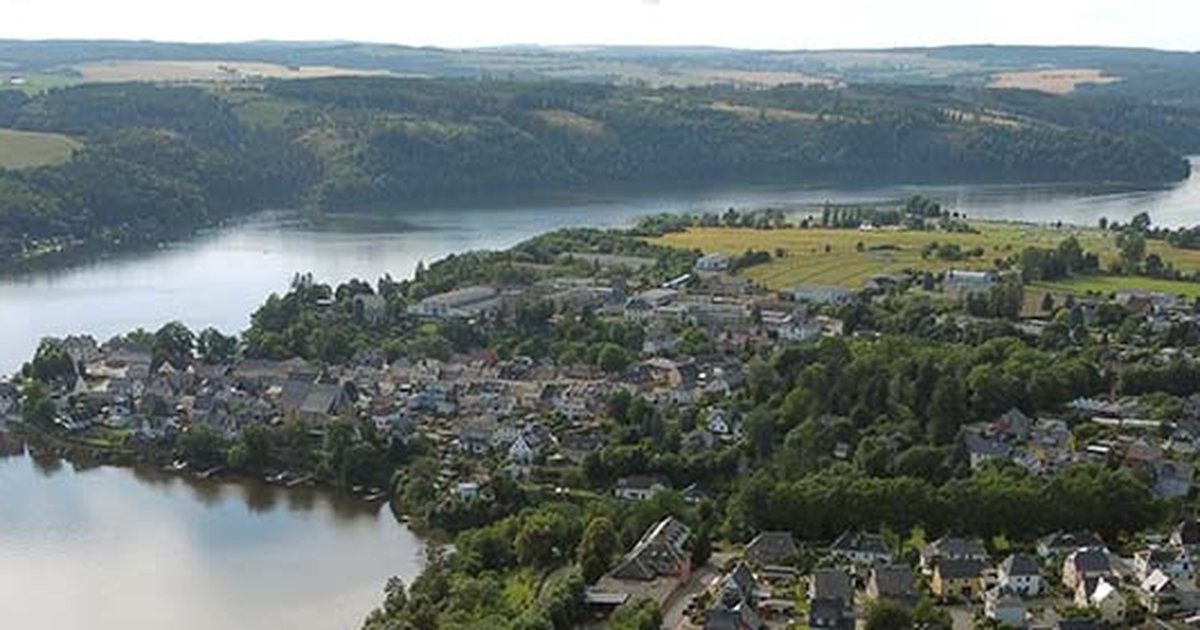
<box><xmin>264</xmin><ymin>78</ymin><xmax>1190</xmax><ymax>210</ymax></box>
<box><xmin>0</xmin><ymin>84</ymin><xmax>318</xmax><ymax>267</ymax></box>
<box><xmin>0</xmin><ymin>78</ymin><xmax>1192</xmax><ymax>267</ymax></box>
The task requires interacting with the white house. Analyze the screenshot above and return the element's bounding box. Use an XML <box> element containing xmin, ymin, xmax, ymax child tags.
<box><xmin>695</xmin><ymin>252</ymin><xmax>733</xmax><ymax>272</ymax></box>
<box><xmin>1075</xmin><ymin>576</ymin><xmax>1125</xmax><ymax>626</ymax></box>
<box><xmin>615</xmin><ymin>475</ymin><xmax>669</xmax><ymax>501</ymax></box>
<box><xmin>786</xmin><ymin>284</ymin><xmax>855</xmax><ymax>305</ymax></box>
<box><xmin>984</xmin><ymin>587</ymin><xmax>1027</xmax><ymax>628</ymax></box>
<box><xmin>455</xmin><ymin>481</ymin><xmax>481</xmax><ymax>501</ymax></box>
<box><xmin>945</xmin><ymin>269</ymin><xmax>999</xmax><ymax>294</ymax></box>
<box><xmin>998</xmin><ymin>554</ymin><xmax>1043</xmax><ymax>597</ymax></box>
<box><xmin>1134</xmin><ymin>547</ymin><xmax>1194</xmax><ymax>584</ymax></box>
<box><xmin>409</xmin><ymin>286</ymin><xmax>501</xmax><ymax>319</ymax></box>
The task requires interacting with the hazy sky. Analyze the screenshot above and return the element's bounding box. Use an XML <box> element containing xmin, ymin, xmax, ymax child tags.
<box><xmin>0</xmin><ymin>0</ymin><xmax>1195</xmax><ymax>51</ymax></box>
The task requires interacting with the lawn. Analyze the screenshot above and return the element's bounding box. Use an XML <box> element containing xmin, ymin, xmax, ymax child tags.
<box><xmin>0</xmin><ymin>127</ymin><xmax>82</xmax><ymax>169</ymax></box>
<box><xmin>651</xmin><ymin>223</ymin><xmax>1200</xmax><ymax>291</ymax></box>
<box><xmin>1033</xmin><ymin>275</ymin><xmax>1200</xmax><ymax>299</ymax></box>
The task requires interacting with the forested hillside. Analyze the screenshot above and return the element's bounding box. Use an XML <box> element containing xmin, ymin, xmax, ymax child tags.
<box><xmin>0</xmin><ymin>77</ymin><xmax>1193</xmax><ymax>268</ymax></box>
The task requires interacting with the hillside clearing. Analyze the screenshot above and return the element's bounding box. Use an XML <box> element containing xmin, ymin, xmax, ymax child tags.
<box><xmin>988</xmin><ymin>68</ymin><xmax>1121</xmax><ymax>94</ymax></box>
<box><xmin>651</xmin><ymin>224</ymin><xmax>1200</xmax><ymax>290</ymax></box>
<box><xmin>0</xmin><ymin>127</ymin><xmax>82</xmax><ymax>169</ymax></box>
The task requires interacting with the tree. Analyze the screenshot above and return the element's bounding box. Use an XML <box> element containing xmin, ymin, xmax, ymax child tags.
<box><xmin>607</xmin><ymin>598</ymin><xmax>662</xmax><ymax>630</ymax></box>
<box><xmin>927</xmin><ymin>377</ymin><xmax>967</xmax><ymax>444</ymax></box>
<box><xmin>597</xmin><ymin>343</ymin><xmax>629</xmax><ymax>374</ymax></box>
<box><xmin>1116</xmin><ymin>230</ymin><xmax>1146</xmax><ymax>272</ymax></box>
<box><xmin>153</xmin><ymin>321</ymin><xmax>195</xmax><ymax>369</ymax></box>
<box><xmin>20</xmin><ymin>380</ymin><xmax>56</xmax><ymax>427</ymax></box>
<box><xmin>1130</xmin><ymin>211</ymin><xmax>1152</xmax><ymax>234</ymax></box>
<box><xmin>690</xmin><ymin>523</ymin><xmax>713</xmax><ymax>568</ymax></box>
<box><xmin>1098</xmin><ymin>216</ymin><xmax>1109</xmax><ymax>231</ymax></box>
<box><xmin>578</xmin><ymin>516</ymin><xmax>620</xmax><ymax>583</ymax></box>
<box><xmin>865</xmin><ymin>599</ymin><xmax>914</xmax><ymax>630</ymax></box>
<box><xmin>1041</xmin><ymin>293</ymin><xmax>1056</xmax><ymax>313</ymax></box>
<box><xmin>196</xmin><ymin>327</ymin><xmax>239</xmax><ymax>363</ymax></box>
<box><xmin>178</xmin><ymin>424</ymin><xmax>226</xmax><ymax>467</ymax></box>
<box><xmin>26</xmin><ymin>339</ymin><xmax>76</xmax><ymax>384</ymax></box>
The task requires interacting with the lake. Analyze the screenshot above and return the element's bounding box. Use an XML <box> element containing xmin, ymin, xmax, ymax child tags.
<box><xmin>0</xmin><ymin>449</ymin><xmax>425</xmax><ymax>630</ymax></box>
<box><xmin>1</xmin><ymin>169</ymin><xmax>1198</xmax><ymax>376</ymax></box>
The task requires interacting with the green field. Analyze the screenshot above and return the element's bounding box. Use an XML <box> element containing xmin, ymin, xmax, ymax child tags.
<box><xmin>0</xmin><ymin>127</ymin><xmax>82</xmax><ymax>169</ymax></box>
<box><xmin>652</xmin><ymin>223</ymin><xmax>1200</xmax><ymax>291</ymax></box>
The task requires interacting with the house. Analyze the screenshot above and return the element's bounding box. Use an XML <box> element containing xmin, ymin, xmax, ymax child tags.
<box><xmin>695</xmin><ymin>252</ymin><xmax>733</xmax><ymax>273</ymax></box>
<box><xmin>610</xmin><ymin>517</ymin><xmax>691</xmax><ymax>581</ymax></box>
<box><xmin>866</xmin><ymin>565</ymin><xmax>918</xmax><ymax>607</ymax></box>
<box><xmin>998</xmin><ymin>554</ymin><xmax>1043</xmax><ymax>597</ymax></box>
<box><xmin>984</xmin><ymin>587</ymin><xmax>1028</xmax><ymax>628</ymax></box>
<box><xmin>705</xmin><ymin>563</ymin><xmax>762</xmax><ymax>630</ymax></box>
<box><xmin>352</xmin><ymin>294</ymin><xmax>388</xmax><ymax>326</ymax></box>
<box><xmin>287</xmin><ymin>381</ymin><xmax>351</xmax><ymax>423</ymax></box>
<box><xmin>1134</xmin><ymin>546</ymin><xmax>1194</xmax><ymax>583</ymax></box>
<box><xmin>786</xmin><ymin>284</ymin><xmax>855</xmax><ymax>306</ymax></box>
<box><xmin>0</xmin><ymin>381</ymin><xmax>19</xmax><ymax>421</ymax></box>
<box><xmin>508</xmin><ymin>424</ymin><xmax>552</xmax><ymax>463</ymax></box>
<box><xmin>809</xmin><ymin>597</ymin><xmax>851</xmax><ymax>629</ymax></box>
<box><xmin>1138</xmin><ymin>569</ymin><xmax>1197</xmax><ymax>616</ymax></box>
<box><xmin>993</xmin><ymin>407</ymin><xmax>1033</xmax><ymax>441</ymax></box>
<box><xmin>615</xmin><ymin>475</ymin><xmax>669</xmax><ymax>501</ymax></box>
<box><xmin>920</xmin><ymin>537</ymin><xmax>987</xmax><ymax>573</ymax></box>
<box><xmin>930</xmin><ymin>558</ymin><xmax>986</xmax><ymax>600</ymax></box>
<box><xmin>706</xmin><ymin>407</ymin><xmax>737</xmax><ymax>436</ymax></box>
<box><xmin>743</xmin><ymin>531</ymin><xmax>798</xmax><ymax>567</ymax></box>
<box><xmin>831</xmin><ymin>531</ymin><xmax>893</xmax><ymax>566</ymax></box>
<box><xmin>964</xmin><ymin>433</ymin><xmax>1012</xmax><ymax>470</ymax></box>
<box><xmin>1063</xmin><ymin>548</ymin><xmax>1112</xmax><ymax>591</ymax></box>
<box><xmin>1074</xmin><ymin>576</ymin><xmax>1125</xmax><ymax>626</ymax></box>
<box><xmin>409</xmin><ymin>286</ymin><xmax>501</xmax><ymax>319</ymax></box>
<box><xmin>1154</xmin><ymin>459</ymin><xmax>1195</xmax><ymax>500</ymax></box>
<box><xmin>809</xmin><ymin>568</ymin><xmax>853</xmax><ymax>629</ymax></box>
<box><xmin>458</xmin><ymin>419</ymin><xmax>498</xmax><ymax>455</ymax></box>
<box><xmin>455</xmin><ymin>481</ymin><xmax>481</xmax><ymax>501</ymax></box>
<box><xmin>944</xmin><ymin>269</ymin><xmax>999</xmax><ymax>294</ymax></box>
<box><xmin>1171</xmin><ymin>520</ymin><xmax>1200</xmax><ymax>550</ymax></box>
<box><xmin>1037</xmin><ymin>532</ymin><xmax>1107</xmax><ymax>559</ymax></box>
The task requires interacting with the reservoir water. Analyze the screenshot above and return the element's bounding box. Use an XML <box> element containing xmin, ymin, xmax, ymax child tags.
<box><xmin>0</xmin><ymin>170</ymin><xmax>1197</xmax><ymax>628</ymax></box>
<box><xmin>2</xmin><ymin>172</ymin><xmax>1198</xmax><ymax>376</ymax></box>
<box><xmin>0</xmin><ymin>450</ymin><xmax>425</xmax><ymax>630</ymax></box>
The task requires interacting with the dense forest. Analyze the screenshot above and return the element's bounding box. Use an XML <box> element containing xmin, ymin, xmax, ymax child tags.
<box><xmin>0</xmin><ymin>77</ymin><xmax>1194</xmax><ymax>267</ymax></box>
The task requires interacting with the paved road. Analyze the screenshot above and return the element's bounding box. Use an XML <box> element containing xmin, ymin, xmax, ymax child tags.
<box><xmin>661</xmin><ymin>564</ymin><xmax>720</xmax><ymax>629</ymax></box>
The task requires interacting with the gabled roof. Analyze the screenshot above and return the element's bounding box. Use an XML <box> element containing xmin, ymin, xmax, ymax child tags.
<box><xmin>744</xmin><ymin>531</ymin><xmax>798</xmax><ymax>566</ymax></box>
<box><xmin>925</xmin><ymin>536</ymin><xmax>987</xmax><ymax>561</ymax></box>
<box><xmin>1141</xmin><ymin>569</ymin><xmax>1176</xmax><ymax>594</ymax></box>
<box><xmin>935</xmin><ymin>558</ymin><xmax>986</xmax><ymax>580</ymax></box>
<box><xmin>811</xmin><ymin>568</ymin><xmax>853</xmax><ymax>603</ymax></box>
<box><xmin>1000</xmin><ymin>554</ymin><xmax>1040</xmax><ymax>578</ymax></box>
<box><xmin>870</xmin><ymin>565</ymin><xmax>917</xmax><ymax>600</ymax></box>
<box><xmin>610</xmin><ymin>517</ymin><xmax>691</xmax><ymax>581</ymax></box>
<box><xmin>831</xmin><ymin>530</ymin><xmax>891</xmax><ymax>556</ymax></box>
<box><xmin>1070</xmin><ymin>548</ymin><xmax>1111</xmax><ymax>574</ymax></box>
<box><xmin>1040</xmin><ymin>531</ymin><xmax>1106</xmax><ymax>554</ymax></box>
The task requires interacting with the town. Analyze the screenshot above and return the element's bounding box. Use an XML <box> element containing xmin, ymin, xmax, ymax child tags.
<box><xmin>7</xmin><ymin>207</ymin><xmax>1200</xmax><ymax>629</ymax></box>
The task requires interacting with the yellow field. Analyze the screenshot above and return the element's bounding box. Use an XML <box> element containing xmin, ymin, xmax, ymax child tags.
<box><xmin>652</xmin><ymin>223</ymin><xmax>1200</xmax><ymax>291</ymax></box>
<box><xmin>988</xmin><ymin>69</ymin><xmax>1121</xmax><ymax>94</ymax></box>
<box><xmin>73</xmin><ymin>60</ymin><xmax>398</xmax><ymax>83</ymax></box>
<box><xmin>0</xmin><ymin>127</ymin><xmax>82</xmax><ymax>169</ymax></box>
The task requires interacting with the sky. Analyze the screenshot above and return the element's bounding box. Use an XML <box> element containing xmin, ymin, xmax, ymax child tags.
<box><xmin>0</xmin><ymin>0</ymin><xmax>1195</xmax><ymax>51</ymax></box>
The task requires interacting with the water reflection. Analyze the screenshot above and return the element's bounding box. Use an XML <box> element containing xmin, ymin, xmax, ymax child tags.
<box><xmin>0</xmin><ymin>452</ymin><xmax>424</xmax><ymax>630</ymax></box>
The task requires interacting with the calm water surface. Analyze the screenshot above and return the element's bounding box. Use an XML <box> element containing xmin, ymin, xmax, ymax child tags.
<box><xmin>1</xmin><ymin>171</ymin><xmax>1198</xmax><ymax>375</ymax></box>
<box><xmin>0</xmin><ymin>451</ymin><xmax>424</xmax><ymax>630</ymax></box>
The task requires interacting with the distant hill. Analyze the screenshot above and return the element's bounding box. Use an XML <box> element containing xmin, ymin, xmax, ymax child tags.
<box><xmin>3</xmin><ymin>40</ymin><xmax>1200</xmax><ymax>104</ymax></box>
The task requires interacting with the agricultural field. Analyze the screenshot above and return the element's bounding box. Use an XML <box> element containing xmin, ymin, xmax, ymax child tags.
<box><xmin>0</xmin><ymin>127</ymin><xmax>82</xmax><ymax>169</ymax></box>
<box><xmin>651</xmin><ymin>223</ymin><xmax>1200</xmax><ymax>292</ymax></box>
<box><xmin>987</xmin><ymin>68</ymin><xmax>1122</xmax><ymax>94</ymax></box>
<box><xmin>72</xmin><ymin>60</ymin><xmax>398</xmax><ymax>83</ymax></box>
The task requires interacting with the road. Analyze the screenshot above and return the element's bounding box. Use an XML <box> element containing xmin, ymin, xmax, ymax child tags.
<box><xmin>661</xmin><ymin>564</ymin><xmax>721</xmax><ymax>629</ymax></box>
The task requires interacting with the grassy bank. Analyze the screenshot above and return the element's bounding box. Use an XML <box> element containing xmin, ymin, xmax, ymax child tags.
<box><xmin>0</xmin><ymin>127</ymin><xmax>81</xmax><ymax>168</ymax></box>
<box><xmin>651</xmin><ymin>222</ymin><xmax>1200</xmax><ymax>290</ymax></box>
